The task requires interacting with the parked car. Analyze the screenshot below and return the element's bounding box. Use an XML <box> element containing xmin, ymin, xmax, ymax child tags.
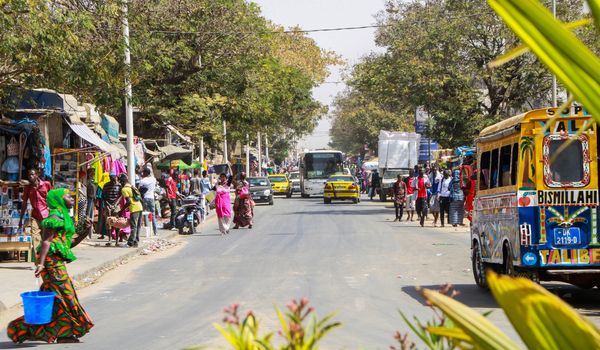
<box><xmin>248</xmin><ymin>177</ymin><xmax>273</xmax><ymax>205</ymax></box>
<box><xmin>289</xmin><ymin>171</ymin><xmax>300</xmax><ymax>195</ymax></box>
<box><xmin>268</xmin><ymin>174</ymin><xmax>292</xmax><ymax>198</ymax></box>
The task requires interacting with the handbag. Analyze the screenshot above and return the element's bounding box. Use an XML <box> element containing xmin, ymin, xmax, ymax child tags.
<box><xmin>239</xmin><ymin>186</ymin><xmax>249</xmax><ymax>199</ymax></box>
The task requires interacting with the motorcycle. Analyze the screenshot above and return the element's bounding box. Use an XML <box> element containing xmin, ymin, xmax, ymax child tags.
<box><xmin>175</xmin><ymin>195</ymin><xmax>203</xmax><ymax>235</ymax></box>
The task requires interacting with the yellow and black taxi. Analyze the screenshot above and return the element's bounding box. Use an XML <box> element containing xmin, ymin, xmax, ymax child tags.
<box><xmin>267</xmin><ymin>174</ymin><xmax>292</xmax><ymax>198</ymax></box>
<box><xmin>323</xmin><ymin>174</ymin><xmax>360</xmax><ymax>204</ymax></box>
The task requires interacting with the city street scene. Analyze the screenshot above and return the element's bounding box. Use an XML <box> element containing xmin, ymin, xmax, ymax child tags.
<box><xmin>0</xmin><ymin>0</ymin><xmax>599</xmax><ymax>349</ymax></box>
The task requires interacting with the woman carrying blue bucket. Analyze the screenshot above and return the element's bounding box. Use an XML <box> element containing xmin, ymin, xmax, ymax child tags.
<box><xmin>7</xmin><ymin>188</ymin><xmax>94</xmax><ymax>344</ymax></box>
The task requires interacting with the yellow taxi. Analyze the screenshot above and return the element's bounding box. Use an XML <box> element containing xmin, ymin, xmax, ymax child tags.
<box><xmin>267</xmin><ymin>174</ymin><xmax>292</xmax><ymax>198</ymax></box>
<box><xmin>323</xmin><ymin>174</ymin><xmax>360</xmax><ymax>204</ymax></box>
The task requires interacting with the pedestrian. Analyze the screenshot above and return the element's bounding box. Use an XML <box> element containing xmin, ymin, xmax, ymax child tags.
<box><xmin>199</xmin><ymin>170</ymin><xmax>212</xmax><ymax>221</ymax></box>
<box><xmin>369</xmin><ymin>169</ymin><xmax>380</xmax><ymax>200</ymax></box>
<box><xmin>85</xmin><ymin>168</ymin><xmax>97</xmax><ymax>237</ymax></box>
<box><xmin>438</xmin><ymin>170</ymin><xmax>451</xmax><ymax>227</ymax></box>
<box><xmin>465</xmin><ymin>170</ymin><xmax>477</xmax><ymax>224</ymax></box>
<box><xmin>233</xmin><ymin>172</ymin><xmax>254</xmax><ymax>229</ymax></box>
<box><xmin>414</xmin><ymin>167</ymin><xmax>430</xmax><ymax>227</ymax></box>
<box><xmin>165</xmin><ymin>170</ymin><xmax>178</xmax><ymax>229</ymax></box>
<box><xmin>139</xmin><ymin>168</ymin><xmax>158</xmax><ymax>236</ymax></box>
<box><xmin>100</xmin><ymin>173</ymin><xmax>122</xmax><ymax>244</ymax></box>
<box><xmin>119</xmin><ymin>174</ymin><xmax>143</xmax><ymax>247</ymax></box>
<box><xmin>392</xmin><ymin>174</ymin><xmax>406</xmax><ymax>222</ymax></box>
<box><xmin>449</xmin><ymin>169</ymin><xmax>465</xmax><ymax>227</ymax></box>
<box><xmin>405</xmin><ymin>169</ymin><xmax>416</xmax><ymax>221</ymax></box>
<box><xmin>213</xmin><ymin>173</ymin><xmax>232</xmax><ymax>235</ymax></box>
<box><xmin>190</xmin><ymin>169</ymin><xmax>201</xmax><ymax>195</ymax></box>
<box><xmin>7</xmin><ymin>188</ymin><xmax>93</xmax><ymax>344</ymax></box>
<box><xmin>429</xmin><ymin>167</ymin><xmax>442</xmax><ymax>227</ymax></box>
<box><xmin>19</xmin><ymin>169</ymin><xmax>52</xmax><ymax>250</ymax></box>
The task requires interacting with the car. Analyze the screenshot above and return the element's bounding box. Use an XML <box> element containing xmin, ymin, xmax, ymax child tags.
<box><xmin>323</xmin><ymin>174</ymin><xmax>360</xmax><ymax>204</ymax></box>
<box><xmin>248</xmin><ymin>177</ymin><xmax>273</xmax><ymax>205</ymax></box>
<box><xmin>267</xmin><ymin>174</ymin><xmax>292</xmax><ymax>198</ymax></box>
<box><xmin>289</xmin><ymin>171</ymin><xmax>300</xmax><ymax>194</ymax></box>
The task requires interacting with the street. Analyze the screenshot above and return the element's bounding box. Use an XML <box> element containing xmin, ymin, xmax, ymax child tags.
<box><xmin>3</xmin><ymin>195</ymin><xmax>598</xmax><ymax>349</ymax></box>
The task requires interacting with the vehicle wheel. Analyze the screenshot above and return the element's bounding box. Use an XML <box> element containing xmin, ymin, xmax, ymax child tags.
<box><xmin>503</xmin><ymin>243</ymin><xmax>515</xmax><ymax>277</ymax></box>
<box><xmin>301</xmin><ymin>194</ymin><xmax>309</xmax><ymax>198</ymax></box>
<box><xmin>352</xmin><ymin>198</ymin><xmax>358</xmax><ymax>204</ymax></box>
<box><xmin>472</xmin><ymin>243</ymin><xmax>488</xmax><ymax>289</ymax></box>
<box><xmin>189</xmin><ymin>222</ymin><xmax>196</xmax><ymax>235</ymax></box>
<box><xmin>286</xmin><ymin>192</ymin><xmax>292</xmax><ymax>198</ymax></box>
<box><xmin>269</xmin><ymin>199</ymin><xmax>274</xmax><ymax>205</ymax></box>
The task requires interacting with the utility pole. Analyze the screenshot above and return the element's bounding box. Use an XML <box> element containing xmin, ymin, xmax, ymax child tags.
<box><xmin>245</xmin><ymin>133</ymin><xmax>250</xmax><ymax>175</ymax></box>
<box><xmin>552</xmin><ymin>0</ymin><xmax>558</xmax><ymax>107</ymax></box>
<box><xmin>257</xmin><ymin>131</ymin><xmax>262</xmax><ymax>176</ymax></box>
<box><xmin>200</xmin><ymin>136</ymin><xmax>204</xmax><ymax>170</ymax></box>
<box><xmin>222</xmin><ymin>119</ymin><xmax>228</xmax><ymax>164</ymax></box>
<box><xmin>122</xmin><ymin>0</ymin><xmax>135</xmax><ymax>182</ymax></box>
<box><xmin>265</xmin><ymin>134</ymin><xmax>270</xmax><ymax>167</ymax></box>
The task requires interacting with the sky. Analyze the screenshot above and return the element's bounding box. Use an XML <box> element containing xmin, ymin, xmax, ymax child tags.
<box><xmin>251</xmin><ymin>0</ymin><xmax>387</xmax><ymax>150</ymax></box>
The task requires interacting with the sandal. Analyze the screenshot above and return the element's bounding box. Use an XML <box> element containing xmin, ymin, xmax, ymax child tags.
<box><xmin>57</xmin><ymin>336</ymin><xmax>80</xmax><ymax>343</ymax></box>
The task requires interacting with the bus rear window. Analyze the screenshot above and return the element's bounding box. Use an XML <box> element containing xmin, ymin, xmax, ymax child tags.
<box><xmin>547</xmin><ymin>139</ymin><xmax>584</xmax><ymax>183</ymax></box>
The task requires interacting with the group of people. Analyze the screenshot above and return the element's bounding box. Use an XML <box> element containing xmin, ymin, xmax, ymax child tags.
<box><xmin>211</xmin><ymin>172</ymin><xmax>255</xmax><ymax>234</ymax></box>
<box><xmin>391</xmin><ymin>165</ymin><xmax>476</xmax><ymax>228</ymax></box>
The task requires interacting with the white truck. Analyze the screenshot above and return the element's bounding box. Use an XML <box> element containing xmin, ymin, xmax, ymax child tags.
<box><xmin>377</xmin><ymin>131</ymin><xmax>421</xmax><ymax>201</ymax></box>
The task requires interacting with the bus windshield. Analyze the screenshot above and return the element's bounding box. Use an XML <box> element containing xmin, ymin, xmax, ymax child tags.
<box><xmin>303</xmin><ymin>153</ymin><xmax>343</xmax><ymax>179</ymax></box>
<box><xmin>548</xmin><ymin>139</ymin><xmax>584</xmax><ymax>183</ymax></box>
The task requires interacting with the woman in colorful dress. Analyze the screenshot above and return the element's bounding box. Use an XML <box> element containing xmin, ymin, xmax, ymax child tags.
<box><xmin>448</xmin><ymin>169</ymin><xmax>465</xmax><ymax>227</ymax></box>
<box><xmin>392</xmin><ymin>174</ymin><xmax>407</xmax><ymax>222</ymax></box>
<box><xmin>233</xmin><ymin>172</ymin><xmax>254</xmax><ymax>229</ymax></box>
<box><xmin>7</xmin><ymin>188</ymin><xmax>94</xmax><ymax>344</ymax></box>
<box><xmin>214</xmin><ymin>173</ymin><xmax>232</xmax><ymax>235</ymax></box>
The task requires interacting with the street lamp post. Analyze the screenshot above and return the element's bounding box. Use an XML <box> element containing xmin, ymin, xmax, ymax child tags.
<box><xmin>122</xmin><ymin>0</ymin><xmax>136</xmax><ymax>182</ymax></box>
<box><xmin>257</xmin><ymin>131</ymin><xmax>262</xmax><ymax>176</ymax></box>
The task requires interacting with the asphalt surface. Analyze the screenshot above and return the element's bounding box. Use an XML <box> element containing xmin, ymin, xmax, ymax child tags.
<box><xmin>2</xmin><ymin>195</ymin><xmax>599</xmax><ymax>349</ymax></box>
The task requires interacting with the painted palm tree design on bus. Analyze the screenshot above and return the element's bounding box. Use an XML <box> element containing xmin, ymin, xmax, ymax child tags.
<box><xmin>520</xmin><ymin>136</ymin><xmax>535</xmax><ymax>189</ymax></box>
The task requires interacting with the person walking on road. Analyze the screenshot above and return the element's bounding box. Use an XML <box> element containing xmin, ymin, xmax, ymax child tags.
<box><xmin>438</xmin><ymin>170</ymin><xmax>451</xmax><ymax>227</ymax></box>
<box><xmin>449</xmin><ymin>169</ymin><xmax>465</xmax><ymax>227</ymax></box>
<box><xmin>139</xmin><ymin>168</ymin><xmax>158</xmax><ymax>236</ymax></box>
<box><xmin>165</xmin><ymin>170</ymin><xmax>178</xmax><ymax>229</ymax></box>
<box><xmin>429</xmin><ymin>167</ymin><xmax>442</xmax><ymax>227</ymax></box>
<box><xmin>19</xmin><ymin>169</ymin><xmax>52</xmax><ymax>250</ymax></box>
<box><xmin>414</xmin><ymin>167</ymin><xmax>430</xmax><ymax>227</ymax></box>
<box><xmin>405</xmin><ymin>170</ymin><xmax>416</xmax><ymax>221</ymax></box>
<box><xmin>213</xmin><ymin>173</ymin><xmax>232</xmax><ymax>235</ymax></box>
<box><xmin>199</xmin><ymin>170</ymin><xmax>211</xmax><ymax>222</ymax></box>
<box><xmin>392</xmin><ymin>174</ymin><xmax>407</xmax><ymax>222</ymax></box>
<box><xmin>233</xmin><ymin>172</ymin><xmax>254</xmax><ymax>229</ymax></box>
<box><xmin>369</xmin><ymin>169</ymin><xmax>380</xmax><ymax>200</ymax></box>
<box><xmin>7</xmin><ymin>188</ymin><xmax>94</xmax><ymax>344</ymax></box>
<box><xmin>120</xmin><ymin>174</ymin><xmax>143</xmax><ymax>247</ymax></box>
<box><xmin>100</xmin><ymin>174</ymin><xmax>122</xmax><ymax>242</ymax></box>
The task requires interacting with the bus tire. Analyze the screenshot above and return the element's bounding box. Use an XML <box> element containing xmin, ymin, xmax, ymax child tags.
<box><xmin>472</xmin><ymin>242</ymin><xmax>488</xmax><ymax>289</ymax></box>
<box><xmin>503</xmin><ymin>243</ymin><xmax>515</xmax><ymax>277</ymax></box>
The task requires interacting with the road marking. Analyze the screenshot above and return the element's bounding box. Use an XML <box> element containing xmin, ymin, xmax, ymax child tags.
<box><xmin>221</xmin><ymin>243</ymin><xmax>239</xmax><ymax>256</ymax></box>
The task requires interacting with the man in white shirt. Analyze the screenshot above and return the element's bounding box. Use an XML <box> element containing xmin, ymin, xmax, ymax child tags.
<box><xmin>139</xmin><ymin>167</ymin><xmax>158</xmax><ymax>235</ymax></box>
<box><xmin>437</xmin><ymin>170</ymin><xmax>452</xmax><ymax>227</ymax></box>
<box><xmin>199</xmin><ymin>170</ymin><xmax>212</xmax><ymax>222</ymax></box>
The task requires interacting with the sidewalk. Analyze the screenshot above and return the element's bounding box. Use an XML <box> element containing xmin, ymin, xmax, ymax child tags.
<box><xmin>0</xmin><ymin>223</ymin><xmax>181</xmax><ymax>319</ymax></box>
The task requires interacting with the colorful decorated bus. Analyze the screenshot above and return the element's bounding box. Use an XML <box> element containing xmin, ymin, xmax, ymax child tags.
<box><xmin>471</xmin><ymin>106</ymin><xmax>600</xmax><ymax>289</ymax></box>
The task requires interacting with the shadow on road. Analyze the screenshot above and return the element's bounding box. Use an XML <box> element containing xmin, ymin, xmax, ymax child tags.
<box><xmin>402</xmin><ymin>283</ymin><xmax>600</xmax><ymax>315</ymax></box>
<box><xmin>0</xmin><ymin>341</ymin><xmax>41</xmax><ymax>348</ymax></box>
<box><xmin>0</xmin><ymin>266</ymin><xmax>32</xmax><ymax>271</ymax></box>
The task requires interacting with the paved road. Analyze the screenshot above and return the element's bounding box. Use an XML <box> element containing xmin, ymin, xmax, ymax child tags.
<box><xmin>2</xmin><ymin>196</ymin><xmax>599</xmax><ymax>349</ymax></box>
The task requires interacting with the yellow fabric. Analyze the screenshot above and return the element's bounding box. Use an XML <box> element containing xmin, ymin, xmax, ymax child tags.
<box><xmin>121</xmin><ymin>185</ymin><xmax>143</xmax><ymax>213</ymax></box>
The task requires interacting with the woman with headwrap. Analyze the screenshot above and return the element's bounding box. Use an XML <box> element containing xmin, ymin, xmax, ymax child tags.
<box><xmin>7</xmin><ymin>188</ymin><xmax>94</xmax><ymax>344</ymax></box>
<box><xmin>448</xmin><ymin>169</ymin><xmax>465</xmax><ymax>227</ymax></box>
<box><xmin>233</xmin><ymin>172</ymin><xmax>254</xmax><ymax>229</ymax></box>
<box><xmin>213</xmin><ymin>173</ymin><xmax>232</xmax><ymax>234</ymax></box>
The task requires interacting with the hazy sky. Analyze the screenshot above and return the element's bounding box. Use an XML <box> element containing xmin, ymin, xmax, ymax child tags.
<box><xmin>251</xmin><ymin>0</ymin><xmax>387</xmax><ymax>150</ymax></box>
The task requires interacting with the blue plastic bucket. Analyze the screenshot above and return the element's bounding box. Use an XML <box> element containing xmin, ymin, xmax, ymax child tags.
<box><xmin>21</xmin><ymin>291</ymin><xmax>56</xmax><ymax>324</ymax></box>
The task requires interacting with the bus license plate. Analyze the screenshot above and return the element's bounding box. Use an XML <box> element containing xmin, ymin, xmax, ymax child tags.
<box><xmin>187</xmin><ymin>214</ymin><xmax>194</xmax><ymax>221</ymax></box>
<box><xmin>554</xmin><ymin>227</ymin><xmax>581</xmax><ymax>246</ymax></box>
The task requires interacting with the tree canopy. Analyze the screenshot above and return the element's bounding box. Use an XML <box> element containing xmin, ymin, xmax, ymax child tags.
<box><xmin>0</xmin><ymin>0</ymin><xmax>340</xmax><ymax>158</ymax></box>
<box><xmin>330</xmin><ymin>0</ymin><xmax>596</xmax><ymax>154</ymax></box>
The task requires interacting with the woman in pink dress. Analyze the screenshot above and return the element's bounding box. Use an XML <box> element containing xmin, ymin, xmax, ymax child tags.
<box><xmin>214</xmin><ymin>173</ymin><xmax>232</xmax><ymax>235</ymax></box>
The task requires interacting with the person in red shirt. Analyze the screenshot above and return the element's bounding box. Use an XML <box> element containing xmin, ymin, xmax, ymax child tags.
<box><xmin>165</xmin><ymin>170</ymin><xmax>179</xmax><ymax>229</ymax></box>
<box><xmin>414</xmin><ymin>167</ymin><xmax>431</xmax><ymax>227</ymax></box>
<box><xmin>19</xmin><ymin>169</ymin><xmax>53</xmax><ymax>249</ymax></box>
<box><xmin>405</xmin><ymin>169</ymin><xmax>416</xmax><ymax>221</ymax></box>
